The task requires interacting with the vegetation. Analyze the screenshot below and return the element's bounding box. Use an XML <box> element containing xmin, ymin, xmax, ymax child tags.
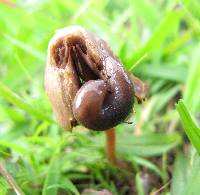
<box><xmin>0</xmin><ymin>0</ymin><xmax>200</xmax><ymax>194</ymax></box>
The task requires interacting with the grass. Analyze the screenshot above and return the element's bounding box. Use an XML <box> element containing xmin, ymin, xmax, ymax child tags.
<box><xmin>0</xmin><ymin>0</ymin><xmax>200</xmax><ymax>194</ymax></box>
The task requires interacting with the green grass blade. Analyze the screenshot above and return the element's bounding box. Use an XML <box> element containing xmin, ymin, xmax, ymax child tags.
<box><xmin>183</xmin><ymin>154</ymin><xmax>200</xmax><ymax>195</ymax></box>
<box><xmin>0</xmin><ymin>177</ymin><xmax>10</xmax><ymax>195</ymax></box>
<box><xmin>59</xmin><ymin>179</ymin><xmax>80</xmax><ymax>195</ymax></box>
<box><xmin>171</xmin><ymin>152</ymin><xmax>188</xmax><ymax>195</ymax></box>
<box><xmin>0</xmin><ymin>82</ymin><xmax>53</xmax><ymax>123</ymax></box>
<box><xmin>184</xmin><ymin>44</ymin><xmax>200</xmax><ymax>113</ymax></box>
<box><xmin>117</xmin><ymin>132</ymin><xmax>181</xmax><ymax>156</ymax></box>
<box><xmin>130</xmin><ymin>156</ymin><xmax>163</xmax><ymax>177</ymax></box>
<box><xmin>42</xmin><ymin>137</ymin><xmax>79</xmax><ymax>195</ymax></box>
<box><xmin>127</xmin><ymin>2</ymin><xmax>187</xmax><ymax>69</ymax></box>
<box><xmin>176</xmin><ymin>100</ymin><xmax>200</xmax><ymax>154</ymax></box>
<box><xmin>135</xmin><ymin>173</ymin><xmax>145</xmax><ymax>195</ymax></box>
<box><xmin>42</xmin><ymin>154</ymin><xmax>60</xmax><ymax>195</ymax></box>
<box><xmin>42</xmin><ymin>140</ymin><xmax>62</xmax><ymax>195</ymax></box>
<box><xmin>4</xmin><ymin>34</ymin><xmax>45</xmax><ymax>61</ymax></box>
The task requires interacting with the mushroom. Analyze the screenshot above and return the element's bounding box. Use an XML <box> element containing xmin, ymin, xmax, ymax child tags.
<box><xmin>45</xmin><ymin>26</ymin><xmax>147</xmax><ymax>167</ymax></box>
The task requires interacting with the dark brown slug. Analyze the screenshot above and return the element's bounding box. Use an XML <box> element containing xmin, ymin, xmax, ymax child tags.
<box><xmin>45</xmin><ymin>26</ymin><xmax>135</xmax><ymax>131</ymax></box>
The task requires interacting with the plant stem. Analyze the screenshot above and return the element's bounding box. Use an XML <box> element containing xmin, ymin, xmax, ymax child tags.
<box><xmin>105</xmin><ymin>128</ymin><xmax>118</xmax><ymax>165</ymax></box>
<box><xmin>0</xmin><ymin>161</ymin><xmax>24</xmax><ymax>195</ymax></box>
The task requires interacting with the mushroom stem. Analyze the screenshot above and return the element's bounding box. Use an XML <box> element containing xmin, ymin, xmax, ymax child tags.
<box><xmin>105</xmin><ymin>128</ymin><xmax>118</xmax><ymax>165</ymax></box>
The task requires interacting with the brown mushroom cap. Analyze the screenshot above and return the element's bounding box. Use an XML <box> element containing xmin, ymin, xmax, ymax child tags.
<box><xmin>45</xmin><ymin>26</ymin><xmax>134</xmax><ymax>130</ymax></box>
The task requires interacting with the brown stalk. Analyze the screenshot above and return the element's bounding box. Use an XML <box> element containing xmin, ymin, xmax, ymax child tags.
<box><xmin>0</xmin><ymin>161</ymin><xmax>24</xmax><ymax>195</ymax></box>
<box><xmin>105</xmin><ymin>128</ymin><xmax>118</xmax><ymax>165</ymax></box>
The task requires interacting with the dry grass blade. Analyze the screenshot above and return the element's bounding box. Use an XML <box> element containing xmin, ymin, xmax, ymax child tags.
<box><xmin>0</xmin><ymin>162</ymin><xmax>24</xmax><ymax>195</ymax></box>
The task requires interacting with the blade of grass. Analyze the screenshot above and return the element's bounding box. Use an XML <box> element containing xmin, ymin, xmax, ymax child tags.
<box><xmin>42</xmin><ymin>136</ymin><xmax>79</xmax><ymax>195</ymax></box>
<box><xmin>0</xmin><ymin>176</ymin><xmax>10</xmax><ymax>195</ymax></box>
<box><xmin>129</xmin><ymin>156</ymin><xmax>163</xmax><ymax>177</ymax></box>
<box><xmin>163</xmin><ymin>30</ymin><xmax>193</xmax><ymax>55</ymax></box>
<box><xmin>47</xmin><ymin>180</ymin><xmax>80</xmax><ymax>195</ymax></box>
<box><xmin>176</xmin><ymin>100</ymin><xmax>200</xmax><ymax>154</ymax></box>
<box><xmin>171</xmin><ymin>152</ymin><xmax>188</xmax><ymax>195</ymax></box>
<box><xmin>117</xmin><ymin>132</ymin><xmax>182</xmax><ymax>157</ymax></box>
<box><xmin>183</xmin><ymin>153</ymin><xmax>200</xmax><ymax>195</ymax></box>
<box><xmin>0</xmin><ymin>141</ymin><xmax>28</xmax><ymax>154</ymax></box>
<box><xmin>0</xmin><ymin>162</ymin><xmax>24</xmax><ymax>195</ymax></box>
<box><xmin>135</xmin><ymin>65</ymin><xmax>187</xmax><ymax>82</ymax></box>
<box><xmin>0</xmin><ymin>82</ymin><xmax>53</xmax><ymax>123</ymax></box>
<box><xmin>127</xmin><ymin>1</ymin><xmax>189</xmax><ymax>68</ymax></box>
<box><xmin>131</xmin><ymin>0</ymin><xmax>160</xmax><ymax>29</ymax></box>
<box><xmin>4</xmin><ymin>34</ymin><xmax>45</xmax><ymax>61</ymax></box>
<box><xmin>184</xmin><ymin>44</ymin><xmax>200</xmax><ymax>113</ymax></box>
<box><xmin>42</xmin><ymin>142</ymin><xmax>62</xmax><ymax>195</ymax></box>
<box><xmin>135</xmin><ymin>173</ymin><xmax>145</xmax><ymax>195</ymax></box>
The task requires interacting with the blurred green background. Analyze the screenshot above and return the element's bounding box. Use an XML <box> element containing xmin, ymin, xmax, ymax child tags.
<box><xmin>0</xmin><ymin>0</ymin><xmax>200</xmax><ymax>194</ymax></box>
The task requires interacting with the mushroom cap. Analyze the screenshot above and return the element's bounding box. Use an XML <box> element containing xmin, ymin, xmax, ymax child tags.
<box><xmin>45</xmin><ymin>26</ymin><xmax>134</xmax><ymax>131</ymax></box>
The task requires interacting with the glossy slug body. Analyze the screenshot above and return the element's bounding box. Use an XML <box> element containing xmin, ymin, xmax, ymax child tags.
<box><xmin>45</xmin><ymin>26</ymin><xmax>134</xmax><ymax>130</ymax></box>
